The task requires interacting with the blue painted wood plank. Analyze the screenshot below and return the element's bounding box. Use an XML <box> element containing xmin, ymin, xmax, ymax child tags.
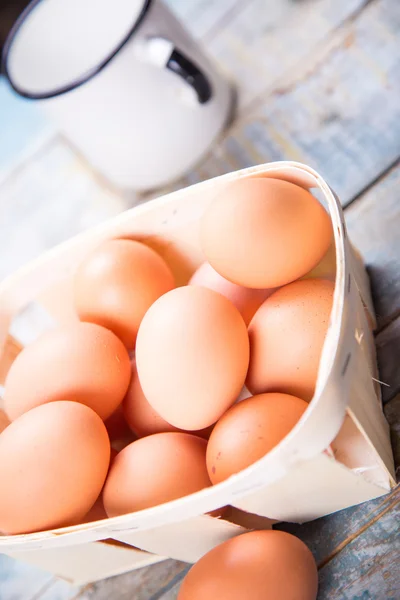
<box><xmin>0</xmin><ymin>77</ymin><xmax>54</xmax><ymax>178</ymax></box>
<box><xmin>75</xmin><ymin>560</ymin><xmax>187</xmax><ymax>600</ymax></box>
<box><xmin>317</xmin><ymin>487</ymin><xmax>400</xmax><ymax>599</ymax></box>
<box><xmin>34</xmin><ymin>577</ymin><xmax>78</xmax><ymax>600</ymax></box>
<box><xmin>180</xmin><ymin>0</ymin><xmax>400</xmax><ymax>206</ymax></box>
<box><xmin>0</xmin><ymin>553</ymin><xmax>53</xmax><ymax>600</ymax></box>
<box><xmin>384</xmin><ymin>395</ymin><xmax>400</xmax><ymax>481</ymax></box>
<box><xmin>345</xmin><ymin>162</ymin><xmax>400</xmax><ymax>331</ymax></box>
<box><xmin>276</xmin><ymin>486</ymin><xmax>400</xmax><ymax>567</ymax></box>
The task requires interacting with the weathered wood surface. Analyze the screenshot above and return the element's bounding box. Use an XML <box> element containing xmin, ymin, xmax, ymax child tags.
<box><xmin>376</xmin><ymin>318</ymin><xmax>400</xmax><ymax>404</ymax></box>
<box><xmin>317</xmin><ymin>486</ymin><xmax>400</xmax><ymax>599</ymax></box>
<box><xmin>345</xmin><ymin>161</ymin><xmax>400</xmax><ymax>331</ymax></box>
<box><xmin>164</xmin><ymin>0</ymin><xmax>240</xmax><ymax>41</ymax></box>
<box><xmin>0</xmin><ymin>0</ymin><xmax>399</xmax><ymax>598</ymax></box>
<box><xmin>207</xmin><ymin>0</ymin><xmax>369</xmax><ymax>110</ymax></box>
<box><xmin>75</xmin><ymin>560</ymin><xmax>187</xmax><ymax>600</ymax></box>
<box><xmin>0</xmin><ymin>554</ymin><xmax>53</xmax><ymax>600</ymax></box>
<box><xmin>177</xmin><ymin>0</ymin><xmax>400</xmax><ymax>206</ymax></box>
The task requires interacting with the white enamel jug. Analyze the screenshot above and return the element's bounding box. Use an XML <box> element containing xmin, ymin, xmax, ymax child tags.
<box><xmin>3</xmin><ymin>0</ymin><xmax>233</xmax><ymax>190</ymax></box>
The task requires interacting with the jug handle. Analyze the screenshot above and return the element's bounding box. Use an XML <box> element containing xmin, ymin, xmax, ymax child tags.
<box><xmin>143</xmin><ymin>37</ymin><xmax>212</xmax><ymax>104</ymax></box>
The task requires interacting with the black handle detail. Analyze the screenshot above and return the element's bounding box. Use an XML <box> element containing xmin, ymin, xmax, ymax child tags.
<box><xmin>166</xmin><ymin>49</ymin><xmax>212</xmax><ymax>104</ymax></box>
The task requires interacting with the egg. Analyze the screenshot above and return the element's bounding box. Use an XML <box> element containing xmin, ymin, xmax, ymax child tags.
<box><xmin>123</xmin><ymin>364</ymin><xmax>213</xmax><ymax>439</ymax></box>
<box><xmin>201</xmin><ymin>177</ymin><xmax>332</xmax><ymax>288</ymax></box>
<box><xmin>103</xmin><ymin>432</ymin><xmax>212</xmax><ymax>516</ymax></box>
<box><xmin>74</xmin><ymin>239</ymin><xmax>175</xmax><ymax>349</ymax></box>
<box><xmin>0</xmin><ymin>401</ymin><xmax>110</xmax><ymax>534</ymax></box>
<box><xmin>207</xmin><ymin>393</ymin><xmax>307</xmax><ymax>484</ymax></box>
<box><xmin>135</xmin><ymin>286</ymin><xmax>250</xmax><ymax>430</ymax></box>
<box><xmin>247</xmin><ymin>278</ymin><xmax>334</xmax><ymax>401</ymax></box>
<box><xmin>4</xmin><ymin>322</ymin><xmax>131</xmax><ymax>421</ymax></box>
<box><xmin>177</xmin><ymin>530</ymin><xmax>318</xmax><ymax>600</ymax></box>
<box><xmin>189</xmin><ymin>262</ymin><xmax>274</xmax><ymax>325</ymax></box>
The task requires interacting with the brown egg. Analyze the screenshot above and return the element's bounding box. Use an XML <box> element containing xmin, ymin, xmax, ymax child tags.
<box><xmin>247</xmin><ymin>279</ymin><xmax>334</xmax><ymax>401</ymax></box>
<box><xmin>123</xmin><ymin>364</ymin><xmax>212</xmax><ymax>439</ymax></box>
<box><xmin>0</xmin><ymin>402</ymin><xmax>110</xmax><ymax>534</ymax></box>
<box><xmin>136</xmin><ymin>286</ymin><xmax>249</xmax><ymax>431</ymax></box>
<box><xmin>207</xmin><ymin>393</ymin><xmax>307</xmax><ymax>484</ymax></box>
<box><xmin>177</xmin><ymin>530</ymin><xmax>318</xmax><ymax>600</ymax></box>
<box><xmin>74</xmin><ymin>239</ymin><xmax>175</xmax><ymax>349</ymax></box>
<box><xmin>103</xmin><ymin>432</ymin><xmax>212</xmax><ymax>516</ymax></box>
<box><xmin>189</xmin><ymin>262</ymin><xmax>274</xmax><ymax>325</ymax></box>
<box><xmin>4</xmin><ymin>322</ymin><xmax>131</xmax><ymax>421</ymax></box>
<box><xmin>201</xmin><ymin>178</ymin><xmax>332</xmax><ymax>288</ymax></box>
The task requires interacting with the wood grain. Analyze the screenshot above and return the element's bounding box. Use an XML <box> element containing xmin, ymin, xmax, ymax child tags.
<box><xmin>345</xmin><ymin>161</ymin><xmax>400</xmax><ymax>330</ymax></box>
<box><xmin>0</xmin><ymin>1</ymin><xmax>398</xmax><ymax>598</ymax></box>
<box><xmin>207</xmin><ymin>0</ymin><xmax>369</xmax><ymax>110</ymax></box>
<box><xmin>0</xmin><ymin>553</ymin><xmax>53</xmax><ymax>600</ymax></box>
<box><xmin>276</xmin><ymin>485</ymin><xmax>399</xmax><ymax>565</ymax></box>
<box><xmin>317</xmin><ymin>486</ymin><xmax>400</xmax><ymax>599</ymax></box>
<box><xmin>0</xmin><ymin>137</ymin><xmax>131</xmax><ymax>282</ymax></box>
<box><xmin>176</xmin><ymin>0</ymin><xmax>400</xmax><ymax>206</ymax></box>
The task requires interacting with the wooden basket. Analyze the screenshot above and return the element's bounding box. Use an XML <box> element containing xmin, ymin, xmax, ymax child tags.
<box><xmin>0</xmin><ymin>162</ymin><xmax>395</xmax><ymax>585</ymax></box>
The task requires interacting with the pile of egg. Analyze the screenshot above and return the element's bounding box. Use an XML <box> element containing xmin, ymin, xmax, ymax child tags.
<box><xmin>0</xmin><ymin>177</ymin><xmax>333</xmax><ymax>599</ymax></box>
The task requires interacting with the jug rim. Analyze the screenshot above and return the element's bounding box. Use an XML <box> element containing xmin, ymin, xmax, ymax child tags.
<box><xmin>1</xmin><ymin>0</ymin><xmax>153</xmax><ymax>100</ymax></box>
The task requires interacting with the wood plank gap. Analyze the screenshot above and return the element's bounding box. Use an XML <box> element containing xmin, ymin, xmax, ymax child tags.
<box><xmin>147</xmin><ymin>566</ymin><xmax>190</xmax><ymax>600</ymax></box>
<box><xmin>30</xmin><ymin>577</ymin><xmax>59</xmax><ymax>600</ymax></box>
<box><xmin>344</xmin><ymin>156</ymin><xmax>400</xmax><ymax>212</ymax></box>
<box><xmin>202</xmin><ymin>0</ymin><xmax>248</xmax><ymax>43</ymax></box>
<box><xmin>317</xmin><ymin>486</ymin><xmax>400</xmax><ymax>570</ymax></box>
<box><xmin>375</xmin><ymin>308</ymin><xmax>400</xmax><ymax>336</ymax></box>
<box><xmin>239</xmin><ymin>0</ymin><xmax>376</xmax><ymax>115</ymax></box>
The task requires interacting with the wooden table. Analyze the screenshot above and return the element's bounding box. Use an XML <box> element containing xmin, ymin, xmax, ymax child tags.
<box><xmin>0</xmin><ymin>0</ymin><xmax>399</xmax><ymax>598</ymax></box>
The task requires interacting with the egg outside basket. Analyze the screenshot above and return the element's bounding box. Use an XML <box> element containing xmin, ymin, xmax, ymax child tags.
<box><xmin>0</xmin><ymin>162</ymin><xmax>395</xmax><ymax>585</ymax></box>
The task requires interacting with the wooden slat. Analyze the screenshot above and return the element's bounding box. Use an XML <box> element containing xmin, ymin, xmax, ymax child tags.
<box><xmin>317</xmin><ymin>485</ymin><xmax>400</xmax><ymax>599</ymax></box>
<box><xmin>207</xmin><ymin>0</ymin><xmax>368</xmax><ymax>110</ymax></box>
<box><xmin>177</xmin><ymin>0</ymin><xmax>400</xmax><ymax>206</ymax></box>
<box><xmin>164</xmin><ymin>0</ymin><xmax>240</xmax><ymax>40</ymax></box>
<box><xmin>0</xmin><ymin>554</ymin><xmax>54</xmax><ymax>600</ymax></box>
<box><xmin>0</xmin><ymin>137</ymin><xmax>131</xmax><ymax>282</ymax></box>
<box><xmin>345</xmin><ymin>162</ymin><xmax>400</xmax><ymax>330</ymax></box>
